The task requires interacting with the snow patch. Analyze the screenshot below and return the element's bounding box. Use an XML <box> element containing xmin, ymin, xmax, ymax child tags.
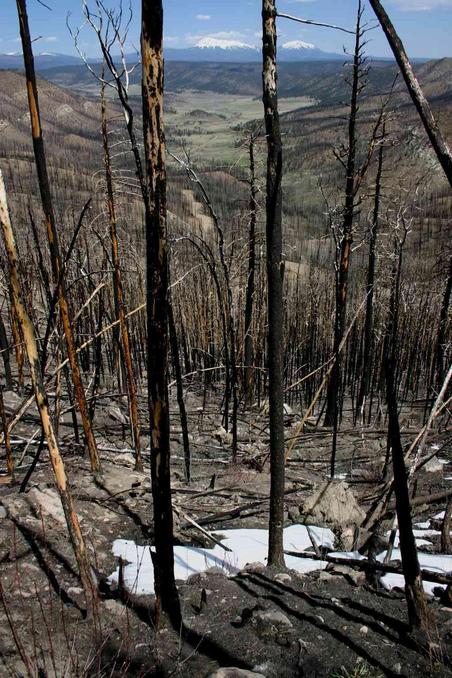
<box><xmin>110</xmin><ymin>525</ymin><xmax>334</xmax><ymax>595</ymax></box>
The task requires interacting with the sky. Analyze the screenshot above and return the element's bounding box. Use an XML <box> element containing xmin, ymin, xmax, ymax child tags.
<box><xmin>1</xmin><ymin>0</ymin><xmax>452</xmax><ymax>59</ymax></box>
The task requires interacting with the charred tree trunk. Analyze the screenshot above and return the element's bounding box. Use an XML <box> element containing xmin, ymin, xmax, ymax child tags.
<box><xmin>432</xmin><ymin>255</ymin><xmax>451</xmax><ymax>395</ymax></box>
<box><xmin>0</xmin><ymin>169</ymin><xmax>98</xmax><ymax>619</ymax></box>
<box><xmin>0</xmin><ymin>312</ymin><xmax>13</xmax><ymax>390</ymax></box>
<box><xmin>168</xmin><ymin>300</ymin><xmax>191</xmax><ymax>484</ymax></box>
<box><xmin>358</xmin><ymin>131</ymin><xmax>385</xmax><ymax>418</ymax></box>
<box><xmin>262</xmin><ymin>0</ymin><xmax>285</xmax><ymax>568</ymax></box>
<box><xmin>16</xmin><ymin>0</ymin><xmax>100</xmax><ymax>473</ymax></box>
<box><xmin>325</xmin><ymin>3</ymin><xmax>363</xmax><ymax>477</ymax></box>
<box><xmin>244</xmin><ymin>132</ymin><xmax>259</xmax><ymax>407</ymax></box>
<box><xmin>141</xmin><ymin>0</ymin><xmax>181</xmax><ymax>626</ymax></box>
<box><xmin>368</xmin><ymin>0</ymin><xmax>452</xmax><ymax>186</ymax></box>
<box><xmin>101</xmin><ymin>82</ymin><xmax>143</xmax><ymax>471</ymax></box>
<box><xmin>384</xmin><ymin>234</ymin><xmax>429</xmax><ymax>631</ymax></box>
<box><xmin>0</xmin><ymin>384</ymin><xmax>13</xmax><ymax>479</ymax></box>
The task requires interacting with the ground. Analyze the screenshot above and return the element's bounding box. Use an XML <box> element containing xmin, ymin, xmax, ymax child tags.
<box><xmin>0</xmin><ymin>388</ymin><xmax>451</xmax><ymax>677</ymax></box>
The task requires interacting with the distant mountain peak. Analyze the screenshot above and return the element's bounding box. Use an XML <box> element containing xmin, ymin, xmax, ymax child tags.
<box><xmin>196</xmin><ymin>37</ymin><xmax>257</xmax><ymax>51</ymax></box>
<box><xmin>282</xmin><ymin>40</ymin><xmax>315</xmax><ymax>50</ymax></box>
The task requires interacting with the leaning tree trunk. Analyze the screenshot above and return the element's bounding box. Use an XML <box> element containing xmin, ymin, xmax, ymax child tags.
<box><xmin>101</xmin><ymin>82</ymin><xmax>143</xmax><ymax>472</ymax></box>
<box><xmin>141</xmin><ymin>0</ymin><xmax>181</xmax><ymax>627</ymax></box>
<box><xmin>368</xmin><ymin>0</ymin><xmax>452</xmax><ymax>186</ymax></box>
<box><xmin>16</xmin><ymin>0</ymin><xmax>100</xmax><ymax>473</ymax></box>
<box><xmin>384</xmin><ymin>238</ymin><xmax>429</xmax><ymax>631</ymax></box>
<box><xmin>0</xmin><ymin>169</ymin><xmax>98</xmax><ymax>619</ymax></box>
<box><xmin>262</xmin><ymin>0</ymin><xmax>285</xmax><ymax>568</ymax></box>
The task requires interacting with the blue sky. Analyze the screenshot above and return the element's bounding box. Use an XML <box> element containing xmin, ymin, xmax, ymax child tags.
<box><xmin>1</xmin><ymin>0</ymin><xmax>452</xmax><ymax>58</ymax></box>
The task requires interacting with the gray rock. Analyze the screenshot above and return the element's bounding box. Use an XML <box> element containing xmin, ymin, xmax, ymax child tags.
<box><xmin>252</xmin><ymin>609</ymin><xmax>293</xmax><ymax>639</ymax></box>
<box><xmin>327</xmin><ymin>564</ymin><xmax>365</xmax><ymax>586</ymax></box>
<box><xmin>241</xmin><ymin>562</ymin><xmax>266</xmax><ymax>574</ymax></box>
<box><xmin>205</xmin><ymin>566</ymin><xmax>227</xmax><ymax>576</ymax></box>
<box><xmin>274</xmin><ymin>572</ymin><xmax>292</xmax><ymax>584</ymax></box>
<box><xmin>0</xmin><ymin>506</ymin><xmax>7</xmax><ymax>519</ymax></box>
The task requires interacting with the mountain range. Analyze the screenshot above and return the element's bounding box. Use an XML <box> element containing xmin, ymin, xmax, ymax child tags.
<box><xmin>0</xmin><ymin>41</ymin><xmax>347</xmax><ymax>71</ymax></box>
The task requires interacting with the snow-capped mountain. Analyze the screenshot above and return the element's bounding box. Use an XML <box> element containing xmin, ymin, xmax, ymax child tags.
<box><xmin>0</xmin><ymin>41</ymin><xmax>343</xmax><ymax>72</ymax></box>
<box><xmin>196</xmin><ymin>37</ymin><xmax>258</xmax><ymax>51</ymax></box>
<box><xmin>164</xmin><ymin>40</ymin><xmax>343</xmax><ymax>62</ymax></box>
<box><xmin>282</xmin><ymin>40</ymin><xmax>315</xmax><ymax>51</ymax></box>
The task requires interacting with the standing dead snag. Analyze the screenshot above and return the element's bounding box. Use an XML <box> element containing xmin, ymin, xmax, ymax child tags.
<box><xmin>324</xmin><ymin>1</ymin><xmax>363</xmax><ymax>452</ymax></box>
<box><xmin>368</xmin><ymin>0</ymin><xmax>452</xmax><ymax>187</ymax></box>
<box><xmin>244</xmin><ymin>129</ymin><xmax>260</xmax><ymax>408</ymax></box>
<box><xmin>383</xmin><ymin>216</ymin><xmax>429</xmax><ymax>631</ymax></box>
<box><xmin>358</xmin><ymin>123</ymin><xmax>386</xmax><ymax>419</ymax></box>
<box><xmin>262</xmin><ymin>0</ymin><xmax>285</xmax><ymax>568</ymax></box>
<box><xmin>0</xmin><ymin>170</ymin><xmax>98</xmax><ymax>618</ymax></box>
<box><xmin>16</xmin><ymin>0</ymin><xmax>100</xmax><ymax>473</ymax></box>
<box><xmin>100</xmin><ymin>83</ymin><xmax>143</xmax><ymax>472</ymax></box>
<box><xmin>141</xmin><ymin>0</ymin><xmax>181</xmax><ymax>626</ymax></box>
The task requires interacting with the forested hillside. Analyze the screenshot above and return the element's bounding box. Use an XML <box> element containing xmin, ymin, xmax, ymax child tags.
<box><xmin>0</xmin><ymin>1</ymin><xmax>451</xmax><ymax>676</ymax></box>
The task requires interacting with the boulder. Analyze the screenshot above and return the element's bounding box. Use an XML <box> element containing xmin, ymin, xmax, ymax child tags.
<box><xmin>252</xmin><ymin>609</ymin><xmax>292</xmax><ymax>639</ymax></box>
<box><xmin>302</xmin><ymin>480</ymin><xmax>365</xmax><ymax>530</ymax></box>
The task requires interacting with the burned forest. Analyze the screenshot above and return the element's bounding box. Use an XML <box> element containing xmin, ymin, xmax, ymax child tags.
<box><xmin>0</xmin><ymin>0</ymin><xmax>451</xmax><ymax>676</ymax></box>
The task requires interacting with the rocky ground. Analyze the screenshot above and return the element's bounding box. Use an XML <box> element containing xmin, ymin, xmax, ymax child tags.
<box><xmin>0</xmin><ymin>387</ymin><xmax>451</xmax><ymax>677</ymax></box>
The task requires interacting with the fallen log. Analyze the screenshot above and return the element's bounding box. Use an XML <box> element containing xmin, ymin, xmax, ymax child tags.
<box><xmin>284</xmin><ymin>549</ymin><xmax>452</xmax><ymax>586</ymax></box>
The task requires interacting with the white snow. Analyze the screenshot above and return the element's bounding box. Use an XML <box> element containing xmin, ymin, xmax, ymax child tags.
<box><xmin>110</xmin><ymin>524</ymin><xmax>334</xmax><ymax>595</ymax></box>
<box><xmin>377</xmin><ymin>549</ymin><xmax>452</xmax><ymax>595</ymax></box>
<box><xmin>196</xmin><ymin>37</ymin><xmax>257</xmax><ymax>50</ymax></box>
<box><xmin>282</xmin><ymin>40</ymin><xmax>315</xmax><ymax>50</ymax></box>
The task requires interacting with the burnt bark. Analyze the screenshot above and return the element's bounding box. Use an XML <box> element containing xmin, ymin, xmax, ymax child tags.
<box><xmin>0</xmin><ymin>169</ymin><xmax>98</xmax><ymax>620</ymax></box>
<box><xmin>325</xmin><ymin>2</ymin><xmax>363</xmax><ymax>476</ymax></box>
<box><xmin>262</xmin><ymin>0</ymin><xmax>285</xmax><ymax>567</ymax></box>
<box><xmin>384</xmin><ymin>236</ymin><xmax>429</xmax><ymax>631</ymax></box>
<box><xmin>244</xmin><ymin>132</ymin><xmax>259</xmax><ymax>407</ymax></box>
<box><xmin>0</xmin><ymin>311</ymin><xmax>13</xmax><ymax>390</ymax></box>
<box><xmin>141</xmin><ymin>0</ymin><xmax>181</xmax><ymax>626</ymax></box>
<box><xmin>358</xmin><ymin>132</ymin><xmax>385</xmax><ymax>417</ymax></box>
<box><xmin>101</xmin><ymin>82</ymin><xmax>142</xmax><ymax>471</ymax></box>
<box><xmin>16</xmin><ymin>0</ymin><xmax>100</xmax><ymax>473</ymax></box>
<box><xmin>368</xmin><ymin>0</ymin><xmax>452</xmax><ymax>186</ymax></box>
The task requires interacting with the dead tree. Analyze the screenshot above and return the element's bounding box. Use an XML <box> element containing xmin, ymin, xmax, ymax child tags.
<box><xmin>368</xmin><ymin>0</ymin><xmax>452</xmax><ymax>186</ymax></box>
<box><xmin>16</xmin><ymin>0</ymin><xmax>100</xmax><ymax>473</ymax></box>
<box><xmin>244</xmin><ymin>129</ymin><xmax>260</xmax><ymax>407</ymax></box>
<box><xmin>383</xmin><ymin>209</ymin><xmax>429</xmax><ymax>631</ymax></box>
<box><xmin>168</xmin><ymin>298</ymin><xmax>190</xmax><ymax>483</ymax></box>
<box><xmin>431</xmin><ymin>255</ymin><xmax>452</xmax><ymax>398</ymax></box>
<box><xmin>141</xmin><ymin>0</ymin><xmax>181</xmax><ymax>626</ymax></box>
<box><xmin>0</xmin><ymin>312</ymin><xmax>13</xmax><ymax>390</ymax></box>
<box><xmin>262</xmin><ymin>0</ymin><xmax>285</xmax><ymax>567</ymax></box>
<box><xmin>324</xmin><ymin>1</ymin><xmax>364</xmax><ymax>458</ymax></box>
<box><xmin>0</xmin><ymin>384</ymin><xmax>13</xmax><ymax>479</ymax></box>
<box><xmin>357</xmin><ymin>123</ymin><xmax>386</xmax><ymax>419</ymax></box>
<box><xmin>100</xmin><ymin>82</ymin><xmax>143</xmax><ymax>471</ymax></box>
<box><xmin>0</xmin><ymin>169</ymin><xmax>98</xmax><ymax>618</ymax></box>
